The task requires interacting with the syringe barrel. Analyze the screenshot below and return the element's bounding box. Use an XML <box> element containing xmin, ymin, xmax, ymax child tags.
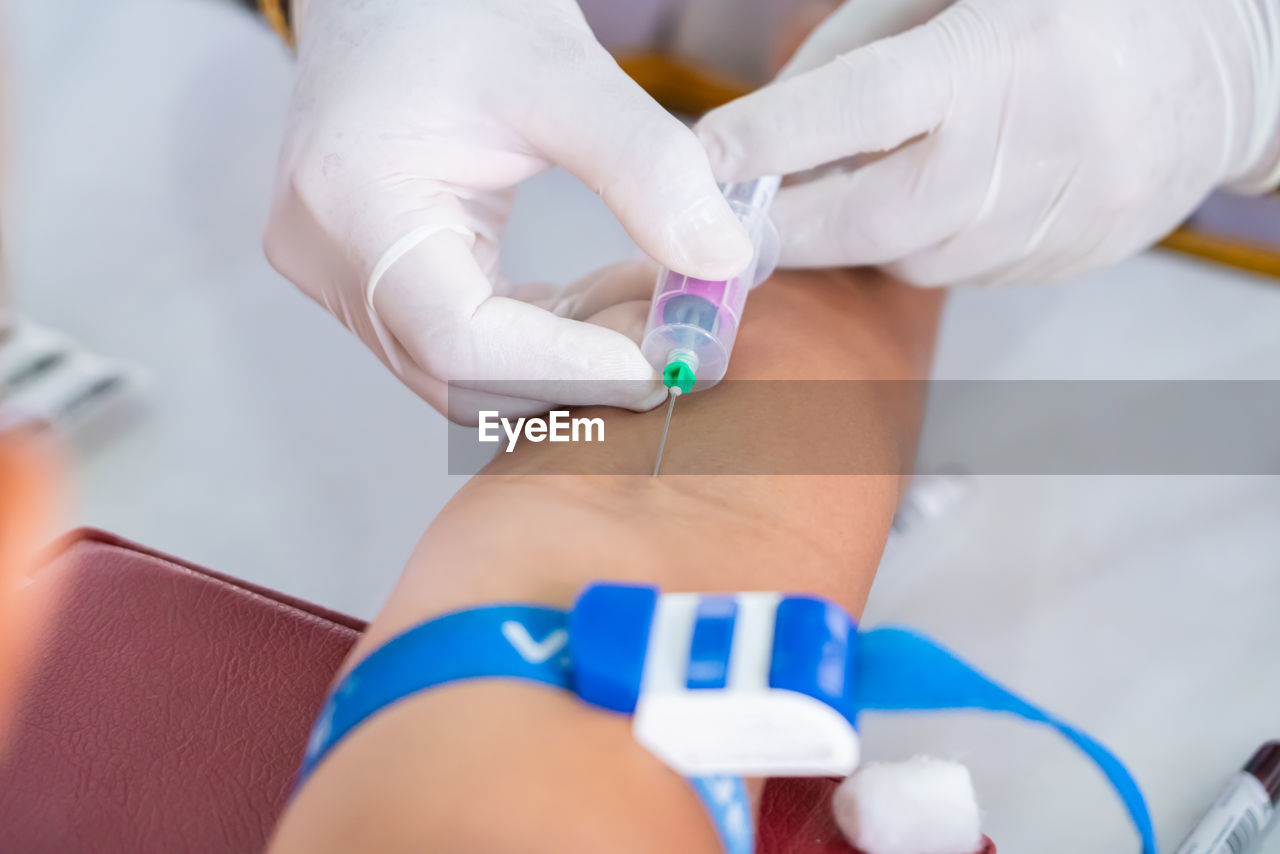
<box><xmin>641</xmin><ymin>176</ymin><xmax>780</xmax><ymax>392</ymax></box>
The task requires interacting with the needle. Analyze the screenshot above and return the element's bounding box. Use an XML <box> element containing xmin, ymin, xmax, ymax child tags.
<box><xmin>652</xmin><ymin>386</ymin><xmax>681</xmax><ymax>476</ymax></box>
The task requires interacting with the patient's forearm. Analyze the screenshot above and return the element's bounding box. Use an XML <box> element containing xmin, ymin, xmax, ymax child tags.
<box><xmin>270</xmin><ymin>269</ymin><xmax>943</xmax><ymax>853</ymax></box>
<box><xmin>374</xmin><ymin>269</ymin><xmax>940</xmax><ymax>630</ymax></box>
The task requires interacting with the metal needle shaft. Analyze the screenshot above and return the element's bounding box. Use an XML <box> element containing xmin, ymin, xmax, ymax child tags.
<box><xmin>652</xmin><ymin>387</ymin><xmax>681</xmax><ymax>476</ymax></box>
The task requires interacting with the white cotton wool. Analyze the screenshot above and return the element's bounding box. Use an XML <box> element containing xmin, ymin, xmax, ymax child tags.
<box><xmin>832</xmin><ymin>757</ymin><xmax>984</xmax><ymax>854</ymax></box>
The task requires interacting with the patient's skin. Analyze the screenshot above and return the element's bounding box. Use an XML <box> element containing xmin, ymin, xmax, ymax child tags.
<box><xmin>270</xmin><ymin>268</ymin><xmax>943</xmax><ymax>854</ymax></box>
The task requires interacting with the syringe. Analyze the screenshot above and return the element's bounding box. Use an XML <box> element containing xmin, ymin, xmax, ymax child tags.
<box><xmin>645</xmin><ymin>175</ymin><xmax>780</xmax><ymax>476</ymax></box>
<box><xmin>640</xmin><ymin>175</ymin><xmax>781</xmax><ymax>395</ymax></box>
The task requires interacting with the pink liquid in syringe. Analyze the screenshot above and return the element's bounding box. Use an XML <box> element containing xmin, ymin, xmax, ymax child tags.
<box><xmin>654</xmin><ymin>271</ymin><xmax>748</xmax><ymax>340</ymax></box>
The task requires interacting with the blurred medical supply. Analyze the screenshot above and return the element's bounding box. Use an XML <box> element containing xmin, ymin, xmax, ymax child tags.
<box><xmin>1175</xmin><ymin>742</ymin><xmax>1279</xmax><ymax>854</ymax></box>
<box><xmin>696</xmin><ymin>0</ymin><xmax>1280</xmax><ymax>287</ymax></box>
<box><xmin>0</xmin><ymin>318</ymin><xmax>140</xmax><ymax>448</ymax></box>
<box><xmin>1170</xmin><ymin>192</ymin><xmax>1280</xmax><ymax>280</ymax></box>
<box><xmin>264</xmin><ymin>0</ymin><xmax>754</xmax><ymax>421</ymax></box>
<box><xmin>891</xmin><ymin>473</ymin><xmax>972</xmax><ymax>536</ymax></box>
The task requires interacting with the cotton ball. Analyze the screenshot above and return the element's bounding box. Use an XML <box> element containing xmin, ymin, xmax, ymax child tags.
<box><xmin>832</xmin><ymin>757</ymin><xmax>983</xmax><ymax>854</ymax></box>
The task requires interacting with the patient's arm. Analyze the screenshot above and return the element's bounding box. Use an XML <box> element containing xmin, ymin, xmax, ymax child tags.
<box><xmin>269</xmin><ymin>267</ymin><xmax>944</xmax><ymax>854</ymax></box>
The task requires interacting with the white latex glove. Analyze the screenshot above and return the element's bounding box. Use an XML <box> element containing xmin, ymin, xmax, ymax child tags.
<box><xmin>696</xmin><ymin>0</ymin><xmax>1280</xmax><ymax>286</ymax></box>
<box><xmin>265</xmin><ymin>0</ymin><xmax>754</xmax><ymax>419</ymax></box>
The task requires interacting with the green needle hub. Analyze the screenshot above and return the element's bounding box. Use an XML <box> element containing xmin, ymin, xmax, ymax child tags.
<box><xmin>663</xmin><ymin>360</ymin><xmax>696</xmax><ymax>395</ymax></box>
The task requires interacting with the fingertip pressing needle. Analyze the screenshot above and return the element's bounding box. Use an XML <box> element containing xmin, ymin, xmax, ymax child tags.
<box><xmin>652</xmin><ymin>386</ymin><xmax>681</xmax><ymax>477</ymax></box>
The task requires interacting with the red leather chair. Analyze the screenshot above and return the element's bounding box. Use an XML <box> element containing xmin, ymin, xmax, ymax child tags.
<box><xmin>0</xmin><ymin>530</ymin><xmax>991</xmax><ymax>853</ymax></box>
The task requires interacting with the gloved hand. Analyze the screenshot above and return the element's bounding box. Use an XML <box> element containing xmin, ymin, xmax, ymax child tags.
<box><xmin>696</xmin><ymin>0</ymin><xmax>1280</xmax><ymax>287</ymax></box>
<box><xmin>266</xmin><ymin>0</ymin><xmax>754</xmax><ymax>419</ymax></box>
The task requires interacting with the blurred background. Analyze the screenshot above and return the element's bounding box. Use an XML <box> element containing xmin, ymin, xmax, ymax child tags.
<box><xmin>2</xmin><ymin>0</ymin><xmax>1278</xmax><ymax>851</ymax></box>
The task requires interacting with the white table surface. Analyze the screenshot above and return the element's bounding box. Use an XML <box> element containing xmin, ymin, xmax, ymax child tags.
<box><xmin>6</xmin><ymin>1</ymin><xmax>1278</xmax><ymax>851</ymax></box>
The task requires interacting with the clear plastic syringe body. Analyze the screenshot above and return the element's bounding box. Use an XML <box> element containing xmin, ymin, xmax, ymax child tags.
<box><xmin>640</xmin><ymin>175</ymin><xmax>781</xmax><ymax>393</ymax></box>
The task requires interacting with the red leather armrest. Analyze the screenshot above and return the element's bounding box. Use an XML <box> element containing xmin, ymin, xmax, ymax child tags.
<box><xmin>0</xmin><ymin>530</ymin><xmax>362</xmax><ymax>853</ymax></box>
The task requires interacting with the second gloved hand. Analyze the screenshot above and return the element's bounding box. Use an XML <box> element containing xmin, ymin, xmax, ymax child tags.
<box><xmin>696</xmin><ymin>0</ymin><xmax>1280</xmax><ymax>287</ymax></box>
<box><xmin>265</xmin><ymin>0</ymin><xmax>754</xmax><ymax>418</ymax></box>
